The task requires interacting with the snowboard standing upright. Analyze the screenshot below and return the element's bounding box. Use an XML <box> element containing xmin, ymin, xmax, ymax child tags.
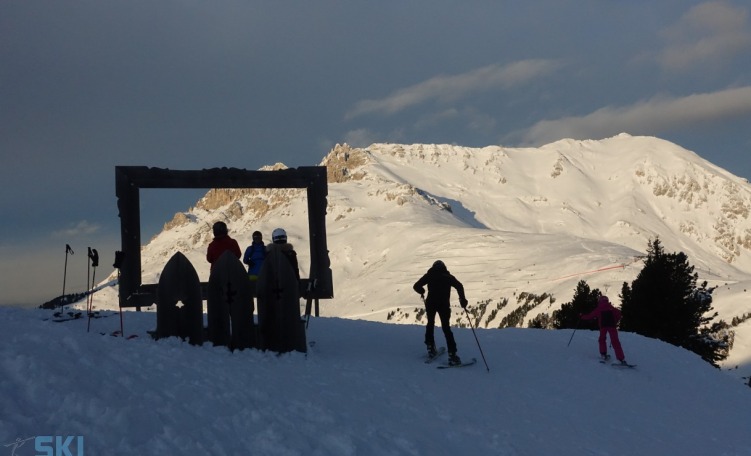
<box><xmin>156</xmin><ymin>252</ymin><xmax>204</xmax><ymax>345</ymax></box>
<box><xmin>207</xmin><ymin>251</ymin><xmax>255</xmax><ymax>350</ymax></box>
<box><xmin>256</xmin><ymin>245</ymin><xmax>306</xmax><ymax>353</ymax></box>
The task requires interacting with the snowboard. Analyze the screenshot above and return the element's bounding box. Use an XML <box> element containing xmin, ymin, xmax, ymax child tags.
<box><xmin>208</xmin><ymin>250</ymin><xmax>255</xmax><ymax>350</ymax></box>
<box><xmin>157</xmin><ymin>251</ymin><xmax>204</xmax><ymax>345</ymax></box>
<box><xmin>257</xmin><ymin>245</ymin><xmax>306</xmax><ymax>353</ymax></box>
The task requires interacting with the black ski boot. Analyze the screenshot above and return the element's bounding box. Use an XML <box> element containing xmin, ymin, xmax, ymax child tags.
<box><xmin>448</xmin><ymin>352</ymin><xmax>461</xmax><ymax>366</ymax></box>
<box><xmin>427</xmin><ymin>344</ymin><xmax>437</xmax><ymax>358</ymax></box>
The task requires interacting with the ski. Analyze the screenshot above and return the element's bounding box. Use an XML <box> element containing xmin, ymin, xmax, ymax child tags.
<box><xmin>437</xmin><ymin>357</ymin><xmax>477</xmax><ymax>369</ymax></box>
<box><xmin>46</xmin><ymin>311</ymin><xmax>83</xmax><ymax>322</ymax></box>
<box><xmin>45</xmin><ymin>310</ymin><xmax>116</xmax><ymax>323</ymax></box>
<box><xmin>109</xmin><ymin>330</ymin><xmax>139</xmax><ymax>340</ymax></box>
<box><xmin>599</xmin><ymin>357</ymin><xmax>636</xmax><ymax>368</ymax></box>
<box><xmin>424</xmin><ymin>346</ymin><xmax>446</xmax><ymax>364</ymax></box>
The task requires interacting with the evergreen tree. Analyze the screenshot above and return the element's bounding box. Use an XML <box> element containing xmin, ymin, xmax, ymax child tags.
<box><xmin>528</xmin><ymin>313</ymin><xmax>553</xmax><ymax>329</ymax></box>
<box><xmin>620</xmin><ymin>237</ymin><xmax>730</xmax><ymax>367</ymax></box>
<box><xmin>552</xmin><ymin>280</ymin><xmax>600</xmax><ymax>330</ymax></box>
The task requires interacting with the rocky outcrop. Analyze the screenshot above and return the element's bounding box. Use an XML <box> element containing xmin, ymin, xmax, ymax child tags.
<box><xmin>323</xmin><ymin>143</ymin><xmax>370</xmax><ymax>183</ymax></box>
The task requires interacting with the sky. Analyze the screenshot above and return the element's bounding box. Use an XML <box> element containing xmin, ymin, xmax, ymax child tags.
<box><xmin>2</xmin><ymin>306</ymin><xmax>751</xmax><ymax>455</ymax></box>
<box><xmin>2</xmin><ymin>1</ymin><xmax>751</xmax><ymax>306</ymax></box>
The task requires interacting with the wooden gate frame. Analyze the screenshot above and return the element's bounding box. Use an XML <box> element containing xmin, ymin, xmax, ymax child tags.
<box><xmin>115</xmin><ymin>166</ymin><xmax>333</xmax><ymax>309</ymax></box>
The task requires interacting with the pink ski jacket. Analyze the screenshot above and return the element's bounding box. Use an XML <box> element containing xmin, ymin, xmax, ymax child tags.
<box><xmin>581</xmin><ymin>296</ymin><xmax>622</xmax><ymax>329</ymax></box>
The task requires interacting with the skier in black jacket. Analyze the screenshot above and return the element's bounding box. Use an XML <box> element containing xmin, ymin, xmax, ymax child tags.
<box><xmin>413</xmin><ymin>260</ymin><xmax>468</xmax><ymax>366</ymax></box>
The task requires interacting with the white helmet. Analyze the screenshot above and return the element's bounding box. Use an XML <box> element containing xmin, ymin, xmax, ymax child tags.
<box><xmin>272</xmin><ymin>228</ymin><xmax>287</xmax><ymax>244</ymax></box>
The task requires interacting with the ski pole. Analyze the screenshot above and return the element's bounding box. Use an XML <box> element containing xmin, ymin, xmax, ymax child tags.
<box><xmin>113</xmin><ymin>251</ymin><xmax>125</xmax><ymax>337</ymax></box>
<box><xmin>567</xmin><ymin>319</ymin><xmax>581</xmax><ymax>347</ymax></box>
<box><xmin>61</xmin><ymin>244</ymin><xmax>74</xmax><ymax>311</ymax></box>
<box><xmin>463</xmin><ymin>307</ymin><xmax>490</xmax><ymax>372</ymax></box>
<box><xmin>86</xmin><ymin>248</ymin><xmax>98</xmax><ymax>332</ymax></box>
<box><xmin>86</xmin><ymin>247</ymin><xmax>91</xmax><ymax>320</ymax></box>
<box><xmin>86</xmin><ymin>266</ymin><xmax>96</xmax><ymax>332</ymax></box>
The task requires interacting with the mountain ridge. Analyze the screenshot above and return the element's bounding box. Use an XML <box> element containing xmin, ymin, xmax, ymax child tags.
<box><xmin>94</xmin><ymin>133</ymin><xmax>751</xmax><ymax>375</ymax></box>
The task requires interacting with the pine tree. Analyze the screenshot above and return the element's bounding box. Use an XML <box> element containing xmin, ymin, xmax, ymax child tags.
<box><xmin>552</xmin><ymin>280</ymin><xmax>600</xmax><ymax>330</ymax></box>
<box><xmin>620</xmin><ymin>237</ymin><xmax>730</xmax><ymax>367</ymax></box>
<box><xmin>528</xmin><ymin>313</ymin><xmax>553</xmax><ymax>329</ymax></box>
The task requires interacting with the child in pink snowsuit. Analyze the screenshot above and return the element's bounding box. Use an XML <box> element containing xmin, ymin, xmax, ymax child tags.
<box><xmin>581</xmin><ymin>296</ymin><xmax>627</xmax><ymax>364</ymax></box>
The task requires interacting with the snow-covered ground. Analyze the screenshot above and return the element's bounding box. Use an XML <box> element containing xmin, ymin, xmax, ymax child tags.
<box><xmin>2</xmin><ymin>306</ymin><xmax>750</xmax><ymax>456</ymax></box>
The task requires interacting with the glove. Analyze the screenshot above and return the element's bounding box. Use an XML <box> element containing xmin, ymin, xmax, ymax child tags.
<box><xmin>460</xmin><ymin>298</ymin><xmax>468</xmax><ymax>309</ymax></box>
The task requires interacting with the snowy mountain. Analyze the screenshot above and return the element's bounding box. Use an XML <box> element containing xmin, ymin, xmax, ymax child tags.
<box><xmin>90</xmin><ymin>133</ymin><xmax>751</xmax><ymax>378</ymax></box>
<box><xmin>2</xmin><ymin>306</ymin><xmax>750</xmax><ymax>455</ymax></box>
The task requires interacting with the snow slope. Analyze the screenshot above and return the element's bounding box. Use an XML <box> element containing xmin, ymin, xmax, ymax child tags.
<box><xmin>1</xmin><ymin>306</ymin><xmax>750</xmax><ymax>456</ymax></box>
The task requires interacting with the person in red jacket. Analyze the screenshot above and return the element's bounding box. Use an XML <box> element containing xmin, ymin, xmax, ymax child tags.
<box><xmin>206</xmin><ymin>221</ymin><xmax>241</xmax><ymax>270</ymax></box>
<box><xmin>581</xmin><ymin>295</ymin><xmax>628</xmax><ymax>365</ymax></box>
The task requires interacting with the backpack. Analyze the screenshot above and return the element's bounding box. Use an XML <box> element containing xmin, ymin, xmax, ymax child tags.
<box><xmin>600</xmin><ymin>310</ymin><xmax>615</xmax><ymax>328</ymax></box>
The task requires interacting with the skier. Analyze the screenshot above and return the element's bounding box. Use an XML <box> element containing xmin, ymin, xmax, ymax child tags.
<box><xmin>413</xmin><ymin>260</ymin><xmax>468</xmax><ymax>366</ymax></box>
<box><xmin>243</xmin><ymin>230</ymin><xmax>267</xmax><ymax>281</ymax></box>
<box><xmin>206</xmin><ymin>221</ymin><xmax>242</xmax><ymax>270</ymax></box>
<box><xmin>580</xmin><ymin>295</ymin><xmax>628</xmax><ymax>365</ymax></box>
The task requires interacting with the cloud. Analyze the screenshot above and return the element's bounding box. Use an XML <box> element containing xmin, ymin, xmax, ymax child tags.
<box><xmin>52</xmin><ymin>220</ymin><xmax>101</xmax><ymax>238</ymax></box>
<box><xmin>345</xmin><ymin>60</ymin><xmax>562</xmax><ymax>119</ymax></box>
<box><xmin>514</xmin><ymin>85</ymin><xmax>751</xmax><ymax>146</ymax></box>
<box><xmin>658</xmin><ymin>2</ymin><xmax>751</xmax><ymax>71</ymax></box>
<box><xmin>413</xmin><ymin>109</ymin><xmax>461</xmax><ymax>129</ymax></box>
<box><xmin>413</xmin><ymin>108</ymin><xmax>497</xmax><ymax>134</ymax></box>
<box><xmin>342</xmin><ymin>127</ymin><xmax>409</xmax><ymax>148</ymax></box>
<box><xmin>342</xmin><ymin>129</ymin><xmax>381</xmax><ymax>148</ymax></box>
